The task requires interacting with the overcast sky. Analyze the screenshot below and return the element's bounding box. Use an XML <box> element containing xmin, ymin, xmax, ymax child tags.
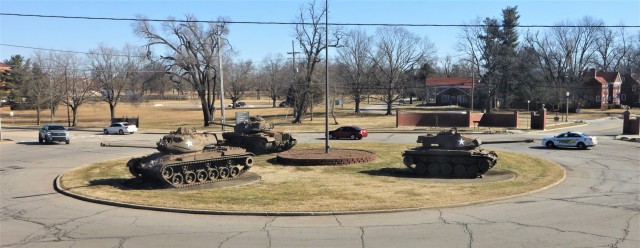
<box><xmin>1</xmin><ymin>0</ymin><xmax>639</xmax><ymax>65</ymax></box>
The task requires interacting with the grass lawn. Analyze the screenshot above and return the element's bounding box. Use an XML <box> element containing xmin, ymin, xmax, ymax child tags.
<box><xmin>59</xmin><ymin>142</ymin><xmax>564</xmax><ymax>213</ymax></box>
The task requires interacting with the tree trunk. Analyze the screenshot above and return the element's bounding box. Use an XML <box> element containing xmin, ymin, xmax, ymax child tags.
<box><xmin>36</xmin><ymin>106</ymin><xmax>41</xmax><ymax>125</ymax></box>
<box><xmin>354</xmin><ymin>98</ymin><xmax>361</xmax><ymax>113</ymax></box>
<box><xmin>385</xmin><ymin>101</ymin><xmax>393</xmax><ymax>115</ymax></box>
<box><xmin>109</xmin><ymin>103</ymin><xmax>116</xmax><ymax>120</ymax></box>
<box><xmin>72</xmin><ymin>107</ymin><xmax>79</xmax><ymax>127</ymax></box>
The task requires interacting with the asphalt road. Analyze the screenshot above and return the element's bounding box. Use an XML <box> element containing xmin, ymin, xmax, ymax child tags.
<box><xmin>1</xmin><ymin>118</ymin><xmax>638</xmax><ymax>247</ymax></box>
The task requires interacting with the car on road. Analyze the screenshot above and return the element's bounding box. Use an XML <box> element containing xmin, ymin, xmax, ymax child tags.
<box><xmin>103</xmin><ymin>122</ymin><xmax>138</xmax><ymax>135</ymax></box>
<box><xmin>228</xmin><ymin>102</ymin><xmax>246</xmax><ymax>108</ymax></box>
<box><xmin>541</xmin><ymin>131</ymin><xmax>597</xmax><ymax>149</ymax></box>
<box><xmin>328</xmin><ymin>126</ymin><xmax>368</xmax><ymax>140</ymax></box>
<box><xmin>39</xmin><ymin>124</ymin><xmax>70</xmax><ymax>144</ymax></box>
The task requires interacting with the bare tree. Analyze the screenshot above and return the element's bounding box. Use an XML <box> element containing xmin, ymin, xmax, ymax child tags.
<box><xmin>226</xmin><ymin>59</ymin><xmax>254</xmax><ymax>107</ymax></box>
<box><xmin>291</xmin><ymin>0</ymin><xmax>341</xmax><ymax>123</ymax></box>
<box><xmin>336</xmin><ymin>28</ymin><xmax>373</xmax><ymax>113</ymax></box>
<box><xmin>88</xmin><ymin>44</ymin><xmax>144</xmax><ymax>119</ymax></box>
<box><xmin>135</xmin><ymin>15</ymin><xmax>228</xmax><ymax>126</ymax></box>
<box><xmin>595</xmin><ymin>27</ymin><xmax>632</xmax><ymax>71</ymax></box>
<box><xmin>52</xmin><ymin>52</ymin><xmax>96</xmax><ymax>126</ymax></box>
<box><xmin>22</xmin><ymin>53</ymin><xmax>50</xmax><ymax>125</ymax></box>
<box><xmin>370</xmin><ymin>26</ymin><xmax>433</xmax><ymax>115</ymax></box>
<box><xmin>261</xmin><ymin>54</ymin><xmax>288</xmax><ymax>107</ymax></box>
<box><xmin>525</xmin><ymin>17</ymin><xmax>602</xmax><ymax>109</ymax></box>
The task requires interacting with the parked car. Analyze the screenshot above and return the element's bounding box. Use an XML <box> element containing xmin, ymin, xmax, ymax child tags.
<box><xmin>541</xmin><ymin>131</ymin><xmax>597</xmax><ymax>150</ymax></box>
<box><xmin>279</xmin><ymin>101</ymin><xmax>290</xmax><ymax>107</ymax></box>
<box><xmin>39</xmin><ymin>124</ymin><xmax>70</xmax><ymax>144</ymax></box>
<box><xmin>227</xmin><ymin>102</ymin><xmax>246</xmax><ymax>108</ymax></box>
<box><xmin>328</xmin><ymin>126</ymin><xmax>368</xmax><ymax>140</ymax></box>
<box><xmin>104</xmin><ymin>122</ymin><xmax>138</xmax><ymax>135</ymax></box>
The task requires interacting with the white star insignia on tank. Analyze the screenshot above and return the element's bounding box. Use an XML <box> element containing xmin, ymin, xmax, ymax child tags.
<box><xmin>458</xmin><ymin>139</ymin><xmax>465</xmax><ymax>146</ymax></box>
<box><xmin>186</xmin><ymin>140</ymin><xmax>193</xmax><ymax>147</ymax></box>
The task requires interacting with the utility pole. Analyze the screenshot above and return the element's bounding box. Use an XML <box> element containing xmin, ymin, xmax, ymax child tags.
<box><xmin>218</xmin><ymin>26</ymin><xmax>226</xmax><ymax>132</ymax></box>
<box><xmin>287</xmin><ymin>40</ymin><xmax>299</xmax><ymax>76</ymax></box>
<box><xmin>324</xmin><ymin>0</ymin><xmax>329</xmax><ymax>154</ymax></box>
<box><xmin>287</xmin><ymin>40</ymin><xmax>299</xmax><ymax>119</ymax></box>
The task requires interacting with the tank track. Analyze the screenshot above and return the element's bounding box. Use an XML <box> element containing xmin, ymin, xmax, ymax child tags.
<box><xmin>402</xmin><ymin>150</ymin><xmax>498</xmax><ymax>178</ymax></box>
<box><xmin>131</xmin><ymin>154</ymin><xmax>254</xmax><ymax>188</ymax></box>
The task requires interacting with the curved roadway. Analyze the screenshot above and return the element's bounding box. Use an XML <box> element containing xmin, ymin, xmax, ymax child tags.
<box><xmin>1</xmin><ymin>118</ymin><xmax>638</xmax><ymax>247</ymax></box>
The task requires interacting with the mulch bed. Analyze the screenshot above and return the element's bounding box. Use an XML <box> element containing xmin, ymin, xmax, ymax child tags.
<box><xmin>276</xmin><ymin>148</ymin><xmax>377</xmax><ymax>166</ymax></box>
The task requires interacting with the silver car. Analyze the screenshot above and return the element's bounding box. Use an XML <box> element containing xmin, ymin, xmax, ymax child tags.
<box><xmin>39</xmin><ymin>124</ymin><xmax>70</xmax><ymax>144</ymax></box>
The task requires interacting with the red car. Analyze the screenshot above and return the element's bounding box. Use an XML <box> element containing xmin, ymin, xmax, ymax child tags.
<box><xmin>328</xmin><ymin>126</ymin><xmax>368</xmax><ymax>140</ymax></box>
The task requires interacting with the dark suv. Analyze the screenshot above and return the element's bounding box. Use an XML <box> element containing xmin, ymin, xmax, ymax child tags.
<box><xmin>39</xmin><ymin>124</ymin><xmax>70</xmax><ymax>144</ymax></box>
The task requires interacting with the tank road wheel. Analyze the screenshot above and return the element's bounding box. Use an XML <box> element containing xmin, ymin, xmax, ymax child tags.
<box><xmin>440</xmin><ymin>163</ymin><xmax>453</xmax><ymax>177</ymax></box>
<box><xmin>244</xmin><ymin>157</ymin><xmax>254</xmax><ymax>166</ymax></box>
<box><xmin>427</xmin><ymin>163</ymin><xmax>441</xmax><ymax>177</ymax></box>
<box><xmin>453</xmin><ymin>164</ymin><xmax>467</xmax><ymax>178</ymax></box>
<box><xmin>229</xmin><ymin>166</ymin><xmax>240</xmax><ymax>178</ymax></box>
<box><xmin>184</xmin><ymin>171</ymin><xmax>196</xmax><ymax>184</ymax></box>
<box><xmin>161</xmin><ymin>167</ymin><xmax>174</xmax><ymax>179</ymax></box>
<box><xmin>208</xmin><ymin>168</ymin><xmax>220</xmax><ymax>180</ymax></box>
<box><xmin>465</xmin><ymin>165</ymin><xmax>479</xmax><ymax>178</ymax></box>
<box><xmin>402</xmin><ymin>156</ymin><xmax>413</xmax><ymax>167</ymax></box>
<box><xmin>414</xmin><ymin>162</ymin><xmax>427</xmax><ymax>176</ymax></box>
<box><xmin>219</xmin><ymin>167</ymin><xmax>230</xmax><ymax>179</ymax></box>
<box><xmin>478</xmin><ymin>159</ymin><xmax>492</xmax><ymax>173</ymax></box>
<box><xmin>171</xmin><ymin>174</ymin><xmax>183</xmax><ymax>186</ymax></box>
<box><xmin>196</xmin><ymin>170</ymin><xmax>209</xmax><ymax>182</ymax></box>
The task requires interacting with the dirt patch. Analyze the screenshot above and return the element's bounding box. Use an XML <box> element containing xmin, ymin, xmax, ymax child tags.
<box><xmin>276</xmin><ymin>148</ymin><xmax>377</xmax><ymax>165</ymax></box>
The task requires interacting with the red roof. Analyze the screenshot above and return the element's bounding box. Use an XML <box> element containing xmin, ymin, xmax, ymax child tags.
<box><xmin>583</xmin><ymin>70</ymin><xmax>621</xmax><ymax>85</ymax></box>
<box><xmin>426</xmin><ymin>77</ymin><xmax>474</xmax><ymax>87</ymax></box>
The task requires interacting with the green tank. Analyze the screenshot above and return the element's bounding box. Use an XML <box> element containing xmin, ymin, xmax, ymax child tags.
<box><xmin>212</xmin><ymin>116</ymin><xmax>297</xmax><ymax>155</ymax></box>
<box><xmin>402</xmin><ymin>128</ymin><xmax>532</xmax><ymax>178</ymax></box>
<box><xmin>103</xmin><ymin>127</ymin><xmax>254</xmax><ymax>188</ymax></box>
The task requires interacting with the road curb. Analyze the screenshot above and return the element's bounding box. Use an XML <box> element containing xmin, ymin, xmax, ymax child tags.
<box><xmin>54</xmin><ymin>160</ymin><xmax>566</xmax><ymax>216</ymax></box>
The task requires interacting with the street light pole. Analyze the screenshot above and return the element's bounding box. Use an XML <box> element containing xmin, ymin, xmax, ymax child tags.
<box><xmin>565</xmin><ymin>92</ymin><xmax>570</xmax><ymax>122</ymax></box>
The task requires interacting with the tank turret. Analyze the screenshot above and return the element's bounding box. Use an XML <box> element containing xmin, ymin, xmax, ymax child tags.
<box><xmin>211</xmin><ymin>116</ymin><xmax>297</xmax><ymax>155</ymax></box>
<box><xmin>402</xmin><ymin>128</ymin><xmax>532</xmax><ymax>179</ymax></box>
<box><xmin>102</xmin><ymin>127</ymin><xmax>254</xmax><ymax>188</ymax></box>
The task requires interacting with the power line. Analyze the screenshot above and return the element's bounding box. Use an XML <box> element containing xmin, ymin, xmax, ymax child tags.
<box><xmin>0</xmin><ymin>43</ymin><xmax>148</xmax><ymax>58</ymax></box>
<box><xmin>2</xmin><ymin>13</ymin><xmax>639</xmax><ymax>28</ymax></box>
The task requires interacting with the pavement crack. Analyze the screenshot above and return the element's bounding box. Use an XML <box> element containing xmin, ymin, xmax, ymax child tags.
<box><xmin>462</xmin><ymin>223</ymin><xmax>473</xmax><ymax>248</ymax></box>
<box><xmin>359</xmin><ymin>226</ymin><xmax>365</xmax><ymax>248</ymax></box>
<box><xmin>218</xmin><ymin>232</ymin><xmax>243</xmax><ymax>248</ymax></box>
<box><xmin>609</xmin><ymin>212</ymin><xmax>638</xmax><ymax>248</ymax></box>
<box><xmin>263</xmin><ymin>216</ymin><xmax>276</xmax><ymax>248</ymax></box>
<box><xmin>333</xmin><ymin>215</ymin><xmax>343</xmax><ymax>227</ymax></box>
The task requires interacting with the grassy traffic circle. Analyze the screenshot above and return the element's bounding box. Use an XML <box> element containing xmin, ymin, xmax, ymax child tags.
<box><xmin>59</xmin><ymin>142</ymin><xmax>564</xmax><ymax>213</ymax></box>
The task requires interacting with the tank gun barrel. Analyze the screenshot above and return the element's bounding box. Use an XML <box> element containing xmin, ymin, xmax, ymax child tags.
<box><xmin>100</xmin><ymin>142</ymin><xmax>156</xmax><ymax>149</ymax></box>
<box><xmin>481</xmin><ymin>139</ymin><xmax>534</xmax><ymax>145</ymax></box>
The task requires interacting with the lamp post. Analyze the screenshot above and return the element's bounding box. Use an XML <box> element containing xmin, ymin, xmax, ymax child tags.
<box><xmin>565</xmin><ymin>92</ymin><xmax>570</xmax><ymax>122</ymax></box>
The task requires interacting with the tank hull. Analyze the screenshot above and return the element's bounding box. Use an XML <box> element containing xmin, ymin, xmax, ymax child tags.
<box><xmin>222</xmin><ymin>132</ymin><xmax>296</xmax><ymax>155</ymax></box>
<box><xmin>401</xmin><ymin>148</ymin><xmax>498</xmax><ymax>178</ymax></box>
<box><xmin>127</xmin><ymin>147</ymin><xmax>255</xmax><ymax>188</ymax></box>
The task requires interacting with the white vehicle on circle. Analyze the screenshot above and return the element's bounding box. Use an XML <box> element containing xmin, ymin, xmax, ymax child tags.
<box><xmin>541</xmin><ymin>131</ymin><xmax>597</xmax><ymax>150</ymax></box>
<box><xmin>103</xmin><ymin>122</ymin><xmax>138</xmax><ymax>135</ymax></box>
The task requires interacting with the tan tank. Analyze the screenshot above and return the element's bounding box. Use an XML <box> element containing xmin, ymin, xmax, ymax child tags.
<box><xmin>102</xmin><ymin>127</ymin><xmax>254</xmax><ymax>188</ymax></box>
<box><xmin>402</xmin><ymin>128</ymin><xmax>532</xmax><ymax>178</ymax></box>
<box><xmin>211</xmin><ymin>116</ymin><xmax>297</xmax><ymax>155</ymax></box>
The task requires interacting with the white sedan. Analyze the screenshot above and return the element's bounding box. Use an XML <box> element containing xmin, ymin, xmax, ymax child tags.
<box><xmin>103</xmin><ymin>122</ymin><xmax>138</xmax><ymax>135</ymax></box>
<box><xmin>541</xmin><ymin>131</ymin><xmax>597</xmax><ymax>150</ymax></box>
